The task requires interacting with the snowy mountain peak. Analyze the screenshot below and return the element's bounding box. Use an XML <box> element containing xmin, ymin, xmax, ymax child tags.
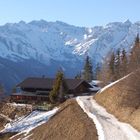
<box><xmin>0</xmin><ymin>20</ymin><xmax>140</xmax><ymax>91</ymax></box>
<box><xmin>124</xmin><ymin>19</ymin><xmax>132</xmax><ymax>25</ymax></box>
<box><xmin>0</xmin><ymin>20</ymin><xmax>139</xmax><ymax>64</ymax></box>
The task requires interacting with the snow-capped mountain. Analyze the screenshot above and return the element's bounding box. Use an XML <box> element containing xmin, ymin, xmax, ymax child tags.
<box><xmin>0</xmin><ymin>19</ymin><xmax>140</xmax><ymax>92</ymax></box>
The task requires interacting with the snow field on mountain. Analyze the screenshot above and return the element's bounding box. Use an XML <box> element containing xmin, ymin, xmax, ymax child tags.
<box><xmin>0</xmin><ymin>20</ymin><xmax>139</xmax><ymax>65</ymax></box>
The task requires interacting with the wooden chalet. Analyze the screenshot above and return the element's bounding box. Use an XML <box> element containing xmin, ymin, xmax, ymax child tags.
<box><xmin>11</xmin><ymin>77</ymin><xmax>92</xmax><ymax>103</ymax></box>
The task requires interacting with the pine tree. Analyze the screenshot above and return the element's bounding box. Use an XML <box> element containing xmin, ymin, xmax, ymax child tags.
<box><xmin>75</xmin><ymin>72</ymin><xmax>81</xmax><ymax>79</ymax></box>
<box><xmin>83</xmin><ymin>56</ymin><xmax>93</xmax><ymax>82</ymax></box>
<box><xmin>114</xmin><ymin>49</ymin><xmax>121</xmax><ymax>80</ymax></box>
<box><xmin>95</xmin><ymin>63</ymin><xmax>101</xmax><ymax>80</ymax></box>
<box><xmin>109</xmin><ymin>52</ymin><xmax>115</xmax><ymax>81</ymax></box>
<box><xmin>12</xmin><ymin>86</ymin><xmax>17</xmax><ymax>93</ymax></box>
<box><xmin>120</xmin><ymin>49</ymin><xmax>128</xmax><ymax>77</ymax></box>
<box><xmin>49</xmin><ymin>71</ymin><xmax>68</xmax><ymax>103</ymax></box>
<box><xmin>0</xmin><ymin>84</ymin><xmax>5</xmax><ymax>100</ymax></box>
<box><xmin>59</xmin><ymin>78</ymin><xmax>68</xmax><ymax>102</ymax></box>
<box><xmin>49</xmin><ymin>71</ymin><xmax>62</xmax><ymax>103</ymax></box>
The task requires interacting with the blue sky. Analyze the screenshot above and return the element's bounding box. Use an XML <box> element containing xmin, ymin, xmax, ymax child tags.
<box><xmin>0</xmin><ymin>0</ymin><xmax>140</xmax><ymax>27</ymax></box>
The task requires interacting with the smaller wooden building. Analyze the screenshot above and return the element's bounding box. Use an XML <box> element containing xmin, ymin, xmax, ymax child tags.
<box><xmin>11</xmin><ymin>77</ymin><xmax>92</xmax><ymax>103</ymax></box>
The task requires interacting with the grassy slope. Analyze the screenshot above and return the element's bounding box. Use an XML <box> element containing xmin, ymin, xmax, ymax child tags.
<box><xmin>95</xmin><ymin>70</ymin><xmax>140</xmax><ymax>131</ymax></box>
<box><xmin>11</xmin><ymin>99</ymin><xmax>98</xmax><ymax>140</ymax></box>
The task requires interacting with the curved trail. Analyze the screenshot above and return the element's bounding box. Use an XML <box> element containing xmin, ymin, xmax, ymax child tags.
<box><xmin>76</xmin><ymin>96</ymin><xmax>140</xmax><ymax>140</ymax></box>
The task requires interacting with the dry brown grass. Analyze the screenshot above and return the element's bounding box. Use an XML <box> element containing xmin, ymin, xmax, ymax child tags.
<box><xmin>95</xmin><ymin>69</ymin><xmax>140</xmax><ymax>131</ymax></box>
<box><xmin>0</xmin><ymin>132</ymin><xmax>17</xmax><ymax>140</ymax></box>
<box><xmin>0</xmin><ymin>116</ymin><xmax>10</xmax><ymax>131</ymax></box>
<box><xmin>0</xmin><ymin>102</ymin><xmax>32</xmax><ymax>139</ymax></box>
<box><xmin>0</xmin><ymin>102</ymin><xmax>32</xmax><ymax>120</ymax></box>
<box><xmin>11</xmin><ymin>99</ymin><xmax>98</xmax><ymax>140</ymax></box>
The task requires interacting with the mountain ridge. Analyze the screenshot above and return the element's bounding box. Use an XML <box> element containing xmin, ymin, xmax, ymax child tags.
<box><xmin>0</xmin><ymin>19</ymin><xmax>140</xmax><ymax>92</ymax></box>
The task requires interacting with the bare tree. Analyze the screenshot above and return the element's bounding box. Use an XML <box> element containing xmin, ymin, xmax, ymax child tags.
<box><xmin>129</xmin><ymin>34</ymin><xmax>140</xmax><ymax>72</ymax></box>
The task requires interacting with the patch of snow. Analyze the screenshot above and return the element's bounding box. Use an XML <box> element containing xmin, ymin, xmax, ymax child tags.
<box><xmin>60</xmin><ymin>32</ymin><xmax>63</xmax><ymax>35</ymax></box>
<box><xmin>20</xmin><ymin>133</ymin><xmax>33</xmax><ymax>140</ymax></box>
<box><xmin>89</xmin><ymin>80</ymin><xmax>101</xmax><ymax>92</ymax></box>
<box><xmin>91</xmin><ymin>80</ymin><xmax>102</xmax><ymax>86</ymax></box>
<box><xmin>1</xmin><ymin>108</ymin><xmax>59</xmax><ymax>135</ymax></box>
<box><xmin>89</xmin><ymin>86</ymin><xmax>101</xmax><ymax>92</ymax></box>
<box><xmin>84</xmin><ymin>34</ymin><xmax>88</xmax><ymax>40</ymax></box>
<box><xmin>7</xmin><ymin>103</ymin><xmax>32</xmax><ymax>108</ymax></box>
<box><xmin>76</xmin><ymin>96</ymin><xmax>140</xmax><ymax>140</ymax></box>
<box><xmin>87</xmin><ymin>28</ymin><xmax>93</xmax><ymax>33</ymax></box>
<box><xmin>73</xmin><ymin>38</ymin><xmax>98</xmax><ymax>55</ymax></box>
<box><xmin>65</xmin><ymin>38</ymin><xmax>78</xmax><ymax>45</ymax></box>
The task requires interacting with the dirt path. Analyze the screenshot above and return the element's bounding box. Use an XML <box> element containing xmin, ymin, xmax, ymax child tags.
<box><xmin>76</xmin><ymin>96</ymin><xmax>140</xmax><ymax>140</ymax></box>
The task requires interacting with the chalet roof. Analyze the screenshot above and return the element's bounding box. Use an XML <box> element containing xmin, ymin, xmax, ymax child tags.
<box><xmin>17</xmin><ymin>77</ymin><xmax>92</xmax><ymax>90</ymax></box>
